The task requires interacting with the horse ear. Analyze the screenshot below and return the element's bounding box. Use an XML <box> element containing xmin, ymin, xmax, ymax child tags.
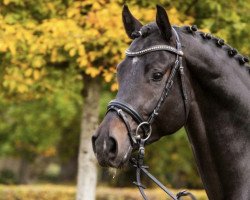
<box><xmin>122</xmin><ymin>5</ymin><xmax>143</xmax><ymax>39</ymax></box>
<box><xmin>156</xmin><ymin>5</ymin><xmax>172</xmax><ymax>41</ymax></box>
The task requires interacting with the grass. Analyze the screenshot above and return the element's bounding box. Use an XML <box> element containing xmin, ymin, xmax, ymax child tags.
<box><xmin>0</xmin><ymin>184</ymin><xmax>208</xmax><ymax>200</ymax></box>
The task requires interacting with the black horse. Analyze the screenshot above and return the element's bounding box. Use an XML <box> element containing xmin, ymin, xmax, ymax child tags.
<box><xmin>92</xmin><ymin>5</ymin><xmax>250</xmax><ymax>200</ymax></box>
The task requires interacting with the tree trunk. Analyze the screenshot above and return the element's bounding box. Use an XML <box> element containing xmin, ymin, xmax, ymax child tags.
<box><xmin>18</xmin><ymin>158</ymin><xmax>31</xmax><ymax>184</ymax></box>
<box><xmin>76</xmin><ymin>75</ymin><xmax>100</xmax><ymax>200</ymax></box>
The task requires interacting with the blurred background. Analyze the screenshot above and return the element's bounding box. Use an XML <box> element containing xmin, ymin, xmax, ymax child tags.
<box><xmin>0</xmin><ymin>0</ymin><xmax>249</xmax><ymax>199</ymax></box>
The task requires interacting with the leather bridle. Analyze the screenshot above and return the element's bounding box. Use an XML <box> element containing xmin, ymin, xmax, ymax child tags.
<box><xmin>106</xmin><ymin>27</ymin><xmax>195</xmax><ymax>200</ymax></box>
<box><xmin>107</xmin><ymin>27</ymin><xmax>189</xmax><ymax>146</ymax></box>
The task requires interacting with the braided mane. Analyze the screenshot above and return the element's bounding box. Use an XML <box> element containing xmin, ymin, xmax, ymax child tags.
<box><xmin>131</xmin><ymin>23</ymin><xmax>250</xmax><ymax>75</ymax></box>
<box><xmin>179</xmin><ymin>25</ymin><xmax>250</xmax><ymax>75</ymax></box>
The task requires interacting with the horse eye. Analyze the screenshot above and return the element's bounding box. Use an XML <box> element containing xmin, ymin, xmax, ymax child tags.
<box><xmin>152</xmin><ymin>72</ymin><xmax>164</xmax><ymax>81</ymax></box>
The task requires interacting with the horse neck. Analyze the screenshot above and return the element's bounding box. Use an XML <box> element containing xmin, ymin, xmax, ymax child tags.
<box><xmin>180</xmin><ymin>31</ymin><xmax>250</xmax><ymax>199</ymax></box>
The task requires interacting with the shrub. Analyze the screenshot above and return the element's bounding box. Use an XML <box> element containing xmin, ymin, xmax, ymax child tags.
<box><xmin>0</xmin><ymin>170</ymin><xmax>17</xmax><ymax>185</ymax></box>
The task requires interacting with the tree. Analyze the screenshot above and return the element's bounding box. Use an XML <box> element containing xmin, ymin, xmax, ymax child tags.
<box><xmin>0</xmin><ymin>0</ymin><xmax>125</xmax><ymax>197</ymax></box>
<box><xmin>0</xmin><ymin>0</ymin><xmax>193</xmax><ymax>196</ymax></box>
<box><xmin>0</xmin><ymin>0</ymin><xmax>194</xmax><ymax>197</ymax></box>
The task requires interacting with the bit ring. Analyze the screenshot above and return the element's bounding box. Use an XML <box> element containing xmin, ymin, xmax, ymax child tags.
<box><xmin>135</xmin><ymin>122</ymin><xmax>152</xmax><ymax>141</ymax></box>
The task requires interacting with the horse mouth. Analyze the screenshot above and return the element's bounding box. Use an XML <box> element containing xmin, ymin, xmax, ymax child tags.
<box><xmin>107</xmin><ymin>145</ymin><xmax>133</xmax><ymax>168</ymax></box>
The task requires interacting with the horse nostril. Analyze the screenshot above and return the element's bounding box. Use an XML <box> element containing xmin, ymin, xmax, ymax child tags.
<box><xmin>92</xmin><ymin>135</ymin><xmax>98</xmax><ymax>153</ymax></box>
<box><xmin>108</xmin><ymin>137</ymin><xmax>117</xmax><ymax>159</ymax></box>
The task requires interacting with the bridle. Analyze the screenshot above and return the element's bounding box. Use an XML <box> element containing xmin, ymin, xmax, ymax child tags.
<box><xmin>106</xmin><ymin>27</ymin><xmax>195</xmax><ymax>200</ymax></box>
<box><xmin>107</xmin><ymin>27</ymin><xmax>189</xmax><ymax>147</ymax></box>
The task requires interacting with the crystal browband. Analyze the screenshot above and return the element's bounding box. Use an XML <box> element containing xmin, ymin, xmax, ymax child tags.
<box><xmin>125</xmin><ymin>45</ymin><xmax>184</xmax><ymax>57</ymax></box>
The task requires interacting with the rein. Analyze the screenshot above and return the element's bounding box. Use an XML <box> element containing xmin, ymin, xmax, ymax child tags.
<box><xmin>107</xmin><ymin>27</ymin><xmax>196</xmax><ymax>200</ymax></box>
<box><xmin>130</xmin><ymin>140</ymin><xmax>197</xmax><ymax>200</ymax></box>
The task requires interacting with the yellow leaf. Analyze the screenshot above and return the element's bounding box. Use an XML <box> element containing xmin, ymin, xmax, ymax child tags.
<box><xmin>32</xmin><ymin>57</ymin><xmax>44</xmax><ymax>68</ymax></box>
<box><xmin>85</xmin><ymin>67</ymin><xmax>100</xmax><ymax>78</ymax></box>
<box><xmin>103</xmin><ymin>71</ymin><xmax>113</xmax><ymax>82</ymax></box>
<box><xmin>9</xmin><ymin>81</ymin><xmax>16</xmax><ymax>91</ymax></box>
<box><xmin>64</xmin><ymin>43</ymin><xmax>74</xmax><ymax>51</ymax></box>
<box><xmin>5</xmin><ymin>26</ymin><xmax>15</xmax><ymax>33</ymax></box>
<box><xmin>78</xmin><ymin>57</ymin><xmax>88</xmax><ymax>68</ymax></box>
<box><xmin>24</xmin><ymin>68</ymin><xmax>33</xmax><ymax>77</ymax></box>
<box><xmin>3</xmin><ymin>0</ymin><xmax>10</xmax><ymax>5</ymax></box>
<box><xmin>0</xmin><ymin>40</ymin><xmax>7</xmax><ymax>52</ymax></box>
<box><xmin>25</xmin><ymin>21</ymin><xmax>37</xmax><ymax>29</ymax></box>
<box><xmin>92</xmin><ymin>2</ymin><xmax>101</xmax><ymax>10</ymax></box>
<box><xmin>25</xmin><ymin>78</ymin><xmax>33</xmax><ymax>85</ymax></box>
<box><xmin>78</xmin><ymin>46</ymin><xmax>85</xmax><ymax>56</ymax></box>
<box><xmin>51</xmin><ymin>49</ymin><xmax>58</xmax><ymax>62</ymax></box>
<box><xmin>69</xmin><ymin>48</ymin><xmax>76</xmax><ymax>57</ymax></box>
<box><xmin>18</xmin><ymin>84</ymin><xmax>28</xmax><ymax>93</ymax></box>
<box><xmin>8</xmin><ymin>42</ymin><xmax>16</xmax><ymax>56</ymax></box>
<box><xmin>111</xmin><ymin>82</ymin><xmax>118</xmax><ymax>91</ymax></box>
<box><xmin>67</xmin><ymin>8</ymin><xmax>79</xmax><ymax>18</ymax></box>
<box><xmin>20</xmin><ymin>63</ymin><xmax>28</xmax><ymax>69</ymax></box>
<box><xmin>33</xmin><ymin>70</ymin><xmax>40</xmax><ymax>80</ymax></box>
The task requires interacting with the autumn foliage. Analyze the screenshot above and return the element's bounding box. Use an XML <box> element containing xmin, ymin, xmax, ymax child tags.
<box><xmin>0</xmin><ymin>0</ymin><xmax>194</xmax><ymax>97</ymax></box>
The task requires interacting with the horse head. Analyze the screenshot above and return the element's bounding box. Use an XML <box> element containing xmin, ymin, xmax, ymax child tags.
<box><xmin>92</xmin><ymin>5</ymin><xmax>189</xmax><ymax>168</ymax></box>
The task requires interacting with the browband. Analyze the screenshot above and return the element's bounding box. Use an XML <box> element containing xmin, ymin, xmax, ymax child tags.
<box><xmin>125</xmin><ymin>44</ymin><xmax>184</xmax><ymax>57</ymax></box>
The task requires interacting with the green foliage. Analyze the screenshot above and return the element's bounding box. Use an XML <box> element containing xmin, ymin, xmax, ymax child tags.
<box><xmin>41</xmin><ymin>163</ymin><xmax>61</xmax><ymax>182</ymax></box>
<box><xmin>145</xmin><ymin>129</ymin><xmax>202</xmax><ymax>188</ymax></box>
<box><xmin>187</xmin><ymin>0</ymin><xmax>250</xmax><ymax>54</ymax></box>
<box><xmin>0</xmin><ymin>170</ymin><xmax>17</xmax><ymax>184</ymax></box>
<box><xmin>0</xmin><ymin>67</ymin><xmax>82</xmax><ymax>161</ymax></box>
<box><xmin>131</xmin><ymin>0</ymin><xmax>250</xmax><ymax>55</ymax></box>
<box><xmin>99</xmin><ymin>91</ymin><xmax>115</xmax><ymax>119</ymax></box>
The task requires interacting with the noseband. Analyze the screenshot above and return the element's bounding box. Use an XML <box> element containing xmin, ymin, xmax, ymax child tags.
<box><xmin>107</xmin><ymin>27</ymin><xmax>189</xmax><ymax>146</ymax></box>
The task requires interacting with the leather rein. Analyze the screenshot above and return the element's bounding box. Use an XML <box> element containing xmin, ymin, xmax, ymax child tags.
<box><xmin>107</xmin><ymin>27</ymin><xmax>196</xmax><ymax>200</ymax></box>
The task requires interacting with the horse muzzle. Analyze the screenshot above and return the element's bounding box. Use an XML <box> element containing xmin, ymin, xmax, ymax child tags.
<box><xmin>92</xmin><ymin>112</ymin><xmax>133</xmax><ymax>168</ymax></box>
